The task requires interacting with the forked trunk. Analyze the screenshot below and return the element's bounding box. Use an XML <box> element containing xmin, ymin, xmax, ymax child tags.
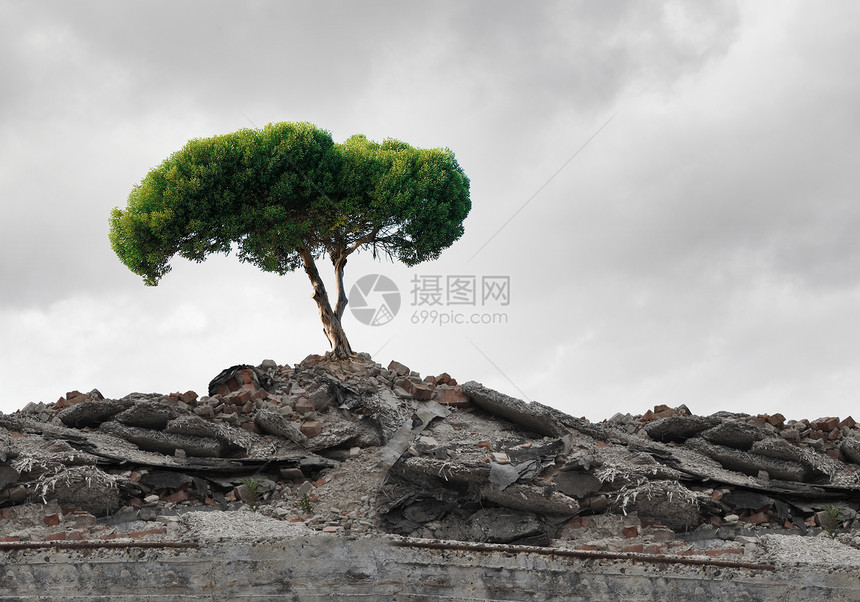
<box><xmin>298</xmin><ymin>247</ymin><xmax>353</xmax><ymax>359</ymax></box>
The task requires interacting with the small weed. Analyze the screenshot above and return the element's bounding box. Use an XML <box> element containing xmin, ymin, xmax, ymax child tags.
<box><xmin>821</xmin><ymin>504</ymin><xmax>844</xmax><ymax>538</ymax></box>
<box><xmin>240</xmin><ymin>476</ymin><xmax>263</xmax><ymax>511</ymax></box>
<box><xmin>298</xmin><ymin>493</ymin><xmax>314</xmax><ymax>515</ymax></box>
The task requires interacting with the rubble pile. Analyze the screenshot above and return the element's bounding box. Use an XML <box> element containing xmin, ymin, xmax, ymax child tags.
<box><xmin>2</xmin><ymin>353</ymin><xmax>860</xmax><ymax>562</ymax></box>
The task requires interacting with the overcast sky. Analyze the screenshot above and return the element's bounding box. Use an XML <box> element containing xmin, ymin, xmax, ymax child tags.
<box><xmin>2</xmin><ymin>1</ymin><xmax>859</xmax><ymax>422</ymax></box>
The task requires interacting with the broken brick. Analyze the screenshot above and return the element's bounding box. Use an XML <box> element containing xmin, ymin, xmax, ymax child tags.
<box><xmin>301</xmin><ymin>420</ymin><xmax>322</xmax><ymax>438</ymax></box>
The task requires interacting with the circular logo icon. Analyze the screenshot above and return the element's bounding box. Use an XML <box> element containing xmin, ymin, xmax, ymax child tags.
<box><xmin>349</xmin><ymin>274</ymin><xmax>401</xmax><ymax>326</ymax></box>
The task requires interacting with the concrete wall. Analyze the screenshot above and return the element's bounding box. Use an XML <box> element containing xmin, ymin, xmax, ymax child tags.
<box><xmin>0</xmin><ymin>535</ymin><xmax>857</xmax><ymax>601</ymax></box>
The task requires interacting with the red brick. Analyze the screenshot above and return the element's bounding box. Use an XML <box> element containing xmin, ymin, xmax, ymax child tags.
<box><xmin>0</xmin><ymin>536</ymin><xmax>21</xmax><ymax>543</ymax></box>
<box><xmin>165</xmin><ymin>489</ymin><xmax>190</xmax><ymax>503</ymax></box>
<box><xmin>477</xmin><ymin>440</ymin><xmax>493</xmax><ymax>450</ymax></box>
<box><xmin>565</xmin><ymin>517</ymin><xmax>590</xmax><ymax>529</ymax></box>
<box><xmin>179</xmin><ymin>390</ymin><xmax>198</xmax><ymax>404</ymax></box>
<box><xmin>45</xmin><ymin>532</ymin><xmax>67</xmax><ymax>541</ymax></box>
<box><xmin>575</xmin><ymin>545</ymin><xmax>599</xmax><ymax>551</ymax></box>
<box><xmin>813</xmin><ymin>417</ymin><xmax>839</xmax><ymax>432</ymax></box>
<box><xmin>295</xmin><ymin>398</ymin><xmax>315</xmax><ymax>415</ymax></box>
<box><xmin>241</xmin><ymin>401</ymin><xmax>255</xmax><ymax>414</ymax></box>
<box><xmin>675</xmin><ymin>549</ymin><xmax>698</xmax><ymax>556</ymax></box>
<box><xmin>239</xmin><ymin>369</ymin><xmax>255</xmax><ymax>386</ymax></box>
<box><xmin>434</xmin><ymin>372</ymin><xmax>453</xmax><ymax>385</ymax></box>
<box><xmin>313</xmin><ymin>477</ymin><xmax>327</xmax><ymax>487</ymax></box>
<box><xmin>707</xmin><ymin>548</ymin><xmax>743</xmax><ymax>557</ymax></box>
<box><xmin>412</xmin><ymin>383</ymin><xmax>435</xmax><ymax>401</ymax></box>
<box><xmin>743</xmin><ymin>511</ymin><xmax>770</xmax><ymax>525</ymax></box>
<box><xmin>767</xmin><ymin>413</ymin><xmax>786</xmax><ymax>426</ymax></box>
<box><xmin>839</xmin><ymin>416</ymin><xmax>856</xmax><ymax>429</ymax></box>
<box><xmin>301</xmin><ymin>420</ymin><xmax>322</xmax><ymax>438</ymax></box>
<box><xmin>43</xmin><ymin>513</ymin><xmax>61</xmax><ymax>527</ymax></box>
<box><xmin>621</xmin><ymin>526</ymin><xmax>639</xmax><ymax>538</ymax></box>
<box><xmin>623</xmin><ymin>544</ymin><xmax>644</xmax><ymax>553</ymax></box>
<box><xmin>251</xmin><ymin>388</ymin><xmax>268</xmax><ymax>401</ymax></box>
<box><xmin>433</xmin><ymin>386</ymin><xmax>471</xmax><ymax>408</ymax></box>
<box><xmin>67</xmin><ymin>530</ymin><xmax>88</xmax><ymax>541</ymax></box>
<box><xmin>826</xmin><ymin>449</ymin><xmax>844</xmax><ymax>461</ymax></box>
<box><xmin>388</xmin><ymin>360</ymin><xmax>410</xmax><ymax>376</ymax></box>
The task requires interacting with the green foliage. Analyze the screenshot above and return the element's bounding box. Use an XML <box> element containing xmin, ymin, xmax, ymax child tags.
<box><xmin>109</xmin><ymin>122</ymin><xmax>471</xmax><ymax>285</ymax></box>
<box><xmin>821</xmin><ymin>504</ymin><xmax>844</xmax><ymax>538</ymax></box>
<box><xmin>240</xmin><ymin>476</ymin><xmax>262</xmax><ymax>511</ymax></box>
<box><xmin>298</xmin><ymin>492</ymin><xmax>314</xmax><ymax>515</ymax></box>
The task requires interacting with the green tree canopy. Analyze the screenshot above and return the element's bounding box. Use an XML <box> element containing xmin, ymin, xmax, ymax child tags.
<box><xmin>110</xmin><ymin>121</ymin><xmax>470</xmax><ymax>357</ymax></box>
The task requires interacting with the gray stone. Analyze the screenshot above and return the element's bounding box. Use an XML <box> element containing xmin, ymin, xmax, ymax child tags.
<box><xmin>259</xmin><ymin>359</ymin><xmax>278</xmax><ymax>372</ymax></box>
<box><xmin>460</xmin><ymin>381</ymin><xmax>566</xmax><ymax>438</ymax></box>
<box><xmin>0</xmin><ymin>464</ymin><xmax>18</xmax><ymax>489</ymax></box>
<box><xmin>553</xmin><ymin>471</ymin><xmax>603</xmax><ymax>499</ymax></box>
<box><xmin>644</xmin><ymin>415</ymin><xmax>721</xmax><ymax>442</ymax></box>
<box><xmin>840</xmin><ymin>437</ymin><xmax>860</xmax><ymax>465</ymax></box>
<box><xmin>701</xmin><ymin>420</ymin><xmax>768</xmax><ymax>451</ymax></box>
<box><xmin>467</xmin><ymin>508</ymin><xmax>545</xmax><ymax>544</ymax></box>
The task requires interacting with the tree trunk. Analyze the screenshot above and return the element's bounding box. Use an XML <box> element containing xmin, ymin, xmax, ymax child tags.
<box><xmin>333</xmin><ymin>254</ymin><xmax>348</xmax><ymax>320</ymax></box>
<box><xmin>298</xmin><ymin>247</ymin><xmax>353</xmax><ymax>359</ymax></box>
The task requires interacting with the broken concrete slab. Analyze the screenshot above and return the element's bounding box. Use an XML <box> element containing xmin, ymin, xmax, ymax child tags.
<box><xmin>460</xmin><ymin>381</ymin><xmax>567</xmax><ymax>438</ymax></box>
<box><xmin>686</xmin><ymin>438</ymin><xmax>808</xmax><ymax>482</ymax></box>
<box><xmin>254</xmin><ymin>410</ymin><xmax>307</xmax><ymax>445</ymax></box>
<box><xmin>115</xmin><ymin>400</ymin><xmax>187</xmax><ymax>429</ymax></box>
<box><xmin>701</xmin><ymin>420</ymin><xmax>770</xmax><ymax>451</ymax></box>
<box><xmin>57</xmin><ymin>398</ymin><xmax>135</xmax><ymax>428</ymax></box>
<box><xmin>644</xmin><ymin>415</ymin><xmax>722</xmax><ymax>443</ymax></box>
<box><xmin>100</xmin><ymin>422</ymin><xmax>223</xmax><ymax>458</ymax></box>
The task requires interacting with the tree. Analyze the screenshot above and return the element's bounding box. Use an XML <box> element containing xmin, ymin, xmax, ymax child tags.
<box><xmin>109</xmin><ymin>122</ymin><xmax>471</xmax><ymax>358</ymax></box>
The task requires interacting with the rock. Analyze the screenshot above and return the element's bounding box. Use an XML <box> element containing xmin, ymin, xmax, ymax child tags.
<box><xmin>259</xmin><ymin>359</ymin><xmax>278</xmax><ymax>372</ymax></box>
<box><xmin>0</xmin><ymin>465</ymin><xmax>19</xmax><ymax>489</ymax></box>
<box><xmin>461</xmin><ymin>381</ymin><xmax>566</xmax><ymax>438</ymax></box>
<box><xmin>840</xmin><ymin>437</ymin><xmax>860</xmax><ymax>465</ymax></box>
<box><xmin>255</xmin><ymin>410</ymin><xmax>307</xmax><ymax>445</ymax></box>
<box><xmin>701</xmin><ymin>420</ymin><xmax>769</xmax><ymax>450</ymax></box>
<box><xmin>467</xmin><ymin>508</ymin><xmax>547</xmax><ymax>545</ymax></box>
<box><xmin>644</xmin><ymin>415</ymin><xmax>721</xmax><ymax>442</ymax></box>
<box><xmin>553</xmin><ymin>471</ymin><xmax>603</xmax><ymax>499</ymax></box>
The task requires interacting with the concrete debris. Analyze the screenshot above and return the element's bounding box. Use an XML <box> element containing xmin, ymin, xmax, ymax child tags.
<box><xmin>1</xmin><ymin>355</ymin><xmax>860</xmax><ymax>575</ymax></box>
